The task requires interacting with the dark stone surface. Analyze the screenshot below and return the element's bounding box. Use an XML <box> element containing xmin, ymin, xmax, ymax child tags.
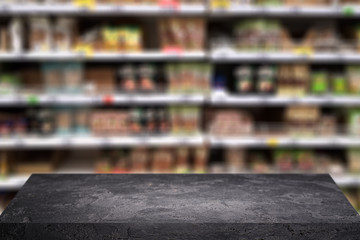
<box><xmin>1</xmin><ymin>174</ymin><xmax>359</xmax><ymax>239</ymax></box>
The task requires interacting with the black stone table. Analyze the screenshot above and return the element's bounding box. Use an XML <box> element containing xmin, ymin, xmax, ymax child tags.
<box><xmin>1</xmin><ymin>174</ymin><xmax>360</xmax><ymax>239</ymax></box>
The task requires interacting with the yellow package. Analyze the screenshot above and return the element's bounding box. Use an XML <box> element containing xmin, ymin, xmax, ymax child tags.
<box><xmin>118</xmin><ymin>27</ymin><xmax>127</xmax><ymax>52</ymax></box>
<box><xmin>102</xmin><ymin>26</ymin><xmax>119</xmax><ymax>51</ymax></box>
<box><xmin>125</xmin><ymin>27</ymin><xmax>142</xmax><ymax>52</ymax></box>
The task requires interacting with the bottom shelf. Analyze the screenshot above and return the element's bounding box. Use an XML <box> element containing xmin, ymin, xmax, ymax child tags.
<box><xmin>0</xmin><ymin>175</ymin><xmax>29</xmax><ymax>191</ymax></box>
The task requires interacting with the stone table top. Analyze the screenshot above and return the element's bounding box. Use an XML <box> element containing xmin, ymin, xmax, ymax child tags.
<box><xmin>1</xmin><ymin>174</ymin><xmax>359</xmax><ymax>239</ymax></box>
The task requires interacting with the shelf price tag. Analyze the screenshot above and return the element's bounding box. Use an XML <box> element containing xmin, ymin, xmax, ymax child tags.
<box><xmin>102</xmin><ymin>95</ymin><xmax>114</xmax><ymax>105</ymax></box>
<box><xmin>259</xmin><ymin>52</ymin><xmax>267</xmax><ymax>60</ymax></box>
<box><xmin>137</xmin><ymin>137</ymin><xmax>150</xmax><ymax>144</ymax></box>
<box><xmin>15</xmin><ymin>138</ymin><xmax>25</xmax><ymax>147</ymax></box>
<box><xmin>47</xmin><ymin>95</ymin><xmax>58</xmax><ymax>103</ymax></box>
<box><xmin>266</xmin><ymin>138</ymin><xmax>279</xmax><ymax>147</ymax></box>
<box><xmin>337</xmin><ymin>52</ymin><xmax>345</xmax><ymax>61</ymax></box>
<box><xmin>293</xmin><ymin>47</ymin><xmax>313</xmax><ymax>58</ymax></box>
<box><xmin>14</xmin><ymin>52</ymin><xmax>24</xmax><ymax>59</ymax></box>
<box><xmin>342</xmin><ymin>6</ymin><xmax>355</xmax><ymax>16</ymax></box>
<box><xmin>158</xmin><ymin>0</ymin><xmax>179</xmax><ymax>11</ymax></box>
<box><xmin>14</xmin><ymin>94</ymin><xmax>22</xmax><ymax>104</ymax></box>
<box><xmin>163</xmin><ymin>46</ymin><xmax>183</xmax><ymax>57</ymax></box>
<box><xmin>27</xmin><ymin>95</ymin><xmax>39</xmax><ymax>105</ymax></box>
<box><xmin>324</xmin><ymin>94</ymin><xmax>333</xmax><ymax>104</ymax></box>
<box><xmin>291</xmin><ymin>6</ymin><xmax>300</xmax><ymax>13</ymax></box>
<box><xmin>214</xmin><ymin>50</ymin><xmax>229</xmax><ymax>59</ymax></box>
<box><xmin>73</xmin><ymin>0</ymin><xmax>96</xmax><ymax>10</ymax></box>
<box><xmin>100</xmin><ymin>137</ymin><xmax>110</xmax><ymax>146</ymax></box>
<box><xmin>0</xmin><ymin>4</ymin><xmax>9</xmax><ymax>12</ymax></box>
<box><xmin>74</xmin><ymin>44</ymin><xmax>94</xmax><ymax>58</ymax></box>
<box><xmin>180</xmin><ymin>94</ymin><xmax>192</xmax><ymax>103</ymax></box>
<box><xmin>62</xmin><ymin>138</ymin><xmax>71</xmax><ymax>146</ymax></box>
<box><xmin>211</xmin><ymin>0</ymin><xmax>230</xmax><ymax>10</ymax></box>
<box><xmin>289</xmin><ymin>97</ymin><xmax>300</xmax><ymax>104</ymax></box>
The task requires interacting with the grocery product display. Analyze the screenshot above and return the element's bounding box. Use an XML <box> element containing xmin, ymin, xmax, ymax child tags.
<box><xmin>214</xmin><ymin>64</ymin><xmax>360</xmax><ymax>99</ymax></box>
<box><xmin>0</xmin><ymin>62</ymin><xmax>211</xmax><ymax>96</ymax></box>
<box><xmin>94</xmin><ymin>147</ymin><xmax>208</xmax><ymax>173</ymax></box>
<box><xmin>208</xmin><ymin>105</ymin><xmax>343</xmax><ymax>137</ymax></box>
<box><xmin>4</xmin><ymin>17</ymin><xmax>143</xmax><ymax>53</ymax></box>
<box><xmin>212</xmin><ymin>18</ymin><xmax>360</xmax><ymax>55</ymax></box>
<box><xmin>0</xmin><ymin>106</ymin><xmax>201</xmax><ymax>137</ymax></box>
<box><xmin>0</xmin><ymin>17</ymin><xmax>207</xmax><ymax>54</ymax></box>
<box><xmin>0</xmin><ymin>147</ymin><xmax>355</xmax><ymax>175</ymax></box>
<box><xmin>2</xmin><ymin>0</ymin><xmax>360</xmax><ymax>215</ymax></box>
<box><xmin>159</xmin><ymin>18</ymin><xmax>205</xmax><ymax>51</ymax></box>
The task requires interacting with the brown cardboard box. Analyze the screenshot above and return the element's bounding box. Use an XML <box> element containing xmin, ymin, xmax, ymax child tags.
<box><xmin>90</xmin><ymin>111</ymin><xmax>129</xmax><ymax>135</ymax></box>
<box><xmin>20</xmin><ymin>68</ymin><xmax>42</xmax><ymax>92</ymax></box>
<box><xmin>13</xmin><ymin>161</ymin><xmax>54</xmax><ymax>174</ymax></box>
<box><xmin>85</xmin><ymin>67</ymin><xmax>116</xmax><ymax>94</ymax></box>
<box><xmin>0</xmin><ymin>27</ymin><xmax>8</xmax><ymax>52</ymax></box>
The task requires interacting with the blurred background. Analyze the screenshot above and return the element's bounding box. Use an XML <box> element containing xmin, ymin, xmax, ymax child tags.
<box><xmin>1</xmin><ymin>0</ymin><xmax>360</xmax><ymax>214</ymax></box>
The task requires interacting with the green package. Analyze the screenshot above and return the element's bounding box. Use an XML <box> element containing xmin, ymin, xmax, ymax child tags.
<box><xmin>311</xmin><ymin>71</ymin><xmax>328</xmax><ymax>94</ymax></box>
<box><xmin>0</xmin><ymin>74</ymin><xmax>19</xmax><ymax>95</ymax></box>
<box><xmin>332</xmin><ymin>74</ymin><xmax>347</xmax><ymax>94</ymax></box>
<box><xmin>348</xmin><ymin>108</ymin><xmax>360</xmax><ymax>136</ymax></box>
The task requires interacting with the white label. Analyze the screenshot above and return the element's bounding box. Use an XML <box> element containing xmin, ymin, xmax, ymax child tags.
<box><xmin>62</xmin><ymin>138</ymin><xmax>71</xmax><ymax>146</ymax></box>
<box><xmin>15</xmin><ymin>138</ymin><xmax>24</xmax><ymax>147</ymax></box>
<box><xmin>100</xmin><ymin>137</ymin><xmax>110</xmax><ymax>146</ymax></box>
<box><xmin>137</xmin><ymin>137</ymin><xmax>149</xmax><ymax>144</ymax></box>
<box><xmin>0</xmin><ymin>4</ymin><xmax>9</xmax><ymax>12</ymax></box>
<box><xmin>291</xmin><ymin>6</ymin><xmax>300</xmax><ymax>13</ymax></box>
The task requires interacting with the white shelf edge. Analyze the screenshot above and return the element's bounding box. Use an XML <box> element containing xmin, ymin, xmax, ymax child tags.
<box><xmin>0</xmin><ymin>4</ymin><xmax>206</xmax><ymax>14</ymax></box>
<box><xmin>208</xmin><ymin>136</ymin><xmax>360</xmax><ymax>147</ymax></box>
<box><xmin>210</xmin><ymin>95</ymin><xmax>360</xmax><ymax>105</ymax></box>
<box><xmin>0</xmin><ymin>94</ymin><xmax>206</xmax><ymax>105</ymax></box>
<box><xmin>0</xmin><ymin>51</ymin><xmax>206</xmax><ymax>61</ymax></box>
<box><xmin>210</xmin><ymin>52</ymin><xmax>360</xmax><ymax>62</ymax></box>
<box><xmin>3</xmin><ymin>95</ymin><xmax>360</xmax><ymax>106</ymax></box>
<box><xmin>1</xmin><ymin>4</ymin><xmax>360</xmax><ymax>16</ymax></box>
<box><xmin>2</xmin><ymin>51</ymin><xmax>360</xmax><ymax>62</ymax></box>
<box><xmin>210</xmin><ymin>6</ymin><xmax>360</xmax><ymax>16</ymax></box>
<box><xmin>2</xmin><ymin>135</ymin><xmax>360</xmax><ymax>148</ymax></box>
<box><xmin>0</xmin><ymin>135</ymin><xmax>205</xmax><ymax>148</ymax></box>
<box><xmin>0</xmin><ymin>175</ymin><xmax>29</xmax><ymax>191</ymax></box>
<box><xmin>332</xmin><ymin>174</ymin><xmax>360</xmax><ymax>187</ymax></box>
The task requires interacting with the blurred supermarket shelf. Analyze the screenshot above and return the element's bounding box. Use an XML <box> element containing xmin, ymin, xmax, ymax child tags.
<box><xmin>1</xmin><ymin>174</ymin><xmax>359</xmax><ymax>191</ymax></box>
<box><xmin>4</xmin><ymin>94</ymin><xmax>360</xmax><ymax>106</ymax></box>
<box><xmin>3</xmin><ymin>51</ymin><xmax>360</xmax><ymax>62</ymax></box>
<box><xmin>0</xmin><ymin>3</ymin><xmax>206</xmax><ymax>15</ymax></box>
<box><xmin>209</xmin><ymin>136</ymin><xmax>360</xmax><ymax>148</ymax></box>
<box><xmin>0</xmin><ymin>135</ymin><xmax>205</xmax><ymax>148</ymax></box>
<box><xmin>0</xmin><ymin>51</ymin><xmax>206</xmax><ymax>61</ymax></box>
<box><xmin>210</xmin><ymin>95</ymin><xmax>360</xmax><ymax>106</ymax></box>
<box><xmin>0</xmin><ymin>94</ymin><xmax>206</xmax><ymax>106</ymax></box>
<box><xmin>210</xmin><ymin>51</ymin><xmax>360</xmax><ymax>63</ymax></box>
<box><xmin>210</xmin><ymin>6</ymin><xmax>360</xmax><ymax>17</ymax></box>
<box><xmin>3</xmin><ymin>135</ymin><xmax>360</xmax><ymax>148</ymax></box>
<box><xmin>1</xmin><ymin>4</ymin><xmax>360</xmax><ymax>17</ymax></box>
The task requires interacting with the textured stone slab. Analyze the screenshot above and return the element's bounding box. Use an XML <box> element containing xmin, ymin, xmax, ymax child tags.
<box><xmin>1</xmin><ymin>174</ymin><xmax>359</xmax><ymax>239</ymax></box>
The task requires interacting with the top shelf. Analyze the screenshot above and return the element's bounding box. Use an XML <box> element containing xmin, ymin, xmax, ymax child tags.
<box><xmin>0</xmin><ymin>3</ymin><xmax>206</xmax><ymax>15</ymax></box>
<box><xmin>210</xmin><ymin>6</ymin><xmax>360</xmax><ymax>17</ymax></box>
<box><xmin>1</xmin><ymin>4</ymin><xmax>360</xmax><ymax>17</ymax></box>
